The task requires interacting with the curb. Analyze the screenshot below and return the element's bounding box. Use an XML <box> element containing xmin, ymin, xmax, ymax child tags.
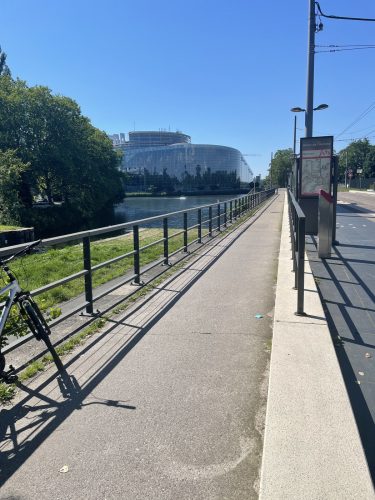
<box><xmin>259</xmin><ymin>193</ymin><xmax>374</xmax><ymax>499</ymax></box>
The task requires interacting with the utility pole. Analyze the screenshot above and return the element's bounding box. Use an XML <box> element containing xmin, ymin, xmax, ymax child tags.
<box><xmin>270</xmin><ymin>152</ymin><xmax>273</xmax><ymax>188</ymax></box>
<box><xmin>345</xmin><ymin>151</ymin><xmax>348</xmax><ymax>187</ymax></box>
<box><xmin>305</xmin><ymin>0</ymin><xmax>316</xmax><ymax>137</ymax></box>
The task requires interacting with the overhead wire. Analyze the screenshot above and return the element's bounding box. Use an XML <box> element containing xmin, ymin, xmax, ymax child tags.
<box><xmin>313</xmin><ymin>4</ymin><xmax>375</xmax><ymax>141</ymax></box>
<box><xmin>315</xmin><ymin>2</ymin><xmax>375</xmax><ymax>22</ymax></box>
<box><xmin>335</xmin><ymin>101</ymin><xmax>375</xmax><ymax>138</ymax></box>
<box><xmin>316</xmin><ymin>44</ymin><xmax>375</xmax><ymax>48</ymax></box>
<box><xmin>335</xmin><ymin>135</ymin><xmax>375</xmax><ymax>142</ymax></box>
<box><xmin>316</xmin><ymin>47</ymin><xmax>375</xmax><ymax>53</ymax></box>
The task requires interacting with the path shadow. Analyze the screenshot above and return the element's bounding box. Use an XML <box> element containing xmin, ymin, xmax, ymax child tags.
<box><xmin>337</xmin><ymin>203</ymin><xmax>374</xmax><ymax>214</ymax></box>
<box><xmin>306</xmin><ymin>236</ymin><xmax>375</xmax><ymax>482</ymax></box>
<box><xmin>0</xmin><ymin>194</ymin><xmax>281</xmax><ymax>487</ymax></box>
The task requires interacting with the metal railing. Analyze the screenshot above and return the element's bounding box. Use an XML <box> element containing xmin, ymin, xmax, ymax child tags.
<box><xmin>1</xmin><ymin>189</ymin><xmax>276</xmax><ymax>355</ymax></box>
<box><xmin>287</xmin><ymin>189</ymin><xmax>306</xmax><ymax>315</ymax></box>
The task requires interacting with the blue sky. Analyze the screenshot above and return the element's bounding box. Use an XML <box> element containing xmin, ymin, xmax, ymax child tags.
<box><xmin>1</xmin><ymin>0</ymin><xmax>375</xmax><ymax>177</ymax></box>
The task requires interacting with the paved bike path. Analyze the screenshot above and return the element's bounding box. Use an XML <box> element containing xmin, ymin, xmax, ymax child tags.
<box><xmin>1</xmin><ymin>195</ymin><xmax>283</xmax><ymax>499</ymax></box>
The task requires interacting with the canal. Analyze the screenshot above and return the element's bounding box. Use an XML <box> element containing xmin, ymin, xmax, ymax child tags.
<box><xmin>114</xmin><ymin>194</ymin><xmax>243</xmax><ymax>228</ymax></box>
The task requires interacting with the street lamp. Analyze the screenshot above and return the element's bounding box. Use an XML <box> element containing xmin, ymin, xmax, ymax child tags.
<box><xmin>290</xmin><ymin>104</ymin><xmax>329</xmax><ymax>153</ymax></box>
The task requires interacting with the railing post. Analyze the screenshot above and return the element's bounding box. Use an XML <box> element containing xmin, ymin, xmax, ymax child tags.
<box><xmin>163</xmin><ymin>217</ymin><xmax>169</xmax><ymax>265</ymax></box>
<box><xmin>83</xmin><ymin>236</ymin><xmax>93</xmax><ymax>314</ymax></box>
<box><xmin>133</xmin><ymin>225</ymin><xmax>141</xmax><ymax>284</ymax></box>
<box><xmin>294</xmin><ymin>205</ymin><xmax>301</xmax><ymax>289</ymax></box>
<box><xmin>234</xmin><ymin>199</ymin><xmax>238</xmax><ymax>220</ymax></box>
<box><xmin>296</xmin><ymin>216</ymin><xmax>306</xmax><ymax>315</ymax></box>
<box><xmin>224</xmin><ymin>202</ymin><xmax>227</xmax><ymax>228</ymax></box>
<box><xmin>183</xmin><ymin>212</ymin><xmax>188</xmax><ymax>252</ymax></box>
<box><xmin>290</xmin><ymin>206</ymin><xmax>297</xmax><ymax>273</ymax></box>
<box><xmin>230</xmin><ymin>201</ymin><xmax>233</xmax><ymax>223</ymax></box>
<box><xmin>209</xmin><ymin>206</ymin><xmax>213</xmax><ymax>236</ymax></box>
<box><xmin>198</xmin><ymin>208</ymin><xmax>202</xmax><ymax>243</ymax></box>
<box><xmin>217</xmin><ymin>203</ymin><xmax>221</xmax><ymax>232</ymax></box>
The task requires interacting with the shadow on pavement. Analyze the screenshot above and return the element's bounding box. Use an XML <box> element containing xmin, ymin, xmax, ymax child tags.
<box><xmin>0</xmin><ymin>194</ymin><xmax>280</xmax><ymax>487</ymax></box>
<box><xmin>306</xmin><ymin>236</ymin><xmax>375</xmax><ymax>483</ymax></box>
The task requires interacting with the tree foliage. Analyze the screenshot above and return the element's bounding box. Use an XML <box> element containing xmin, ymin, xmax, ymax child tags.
<box><xmin>0</xmin><ymin>75</ymin><xmax>125</xmax><ymax>234</ymax></box>
<box><xmin>0</xmin><ymin>150</ymin><xmax>29</xmax><ymax>224</ymax></box>
<box><xmin>338</xmin><ymin>139</ymin><xmax>375</xmax><ymax>179</ymax></box>
<box><xmin>0</xmin><ymin>46</ymin><xmax>11</xmax><ymax>77</ymax></box>
<box><xmin>266</xmin><ymin>148</ymin><xmax>294</xmax><ymax>187</ymax></box>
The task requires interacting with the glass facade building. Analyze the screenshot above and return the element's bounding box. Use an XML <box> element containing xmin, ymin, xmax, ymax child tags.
<box><xmin>113</xmin><ymin>131</ymin><xmax>253</xmax><ymax>191</ymax></box>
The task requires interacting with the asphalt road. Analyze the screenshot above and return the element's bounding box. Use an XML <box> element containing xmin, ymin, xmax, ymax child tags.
<box><xmin>307</xmin><ymin>190</ymin><xmax>375</xmax><ymax>480</ymax></box>
<box><xmin>337</xmin><ymin>190</ymin><xmax>375</xmax><ymax>214</ymax></box>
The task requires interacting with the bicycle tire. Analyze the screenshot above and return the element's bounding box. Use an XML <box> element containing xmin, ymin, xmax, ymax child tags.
<box><xmin>20</xmin><ymin>298</ymin><xmax>51</xmax><ymax>342</ymax></box>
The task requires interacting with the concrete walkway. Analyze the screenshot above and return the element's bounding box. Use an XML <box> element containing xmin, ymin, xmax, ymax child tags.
<box><xmin>1</xmin><ymin>194</ymin><xmax>284</xmax><ymax>499</ymax></box>
<box><xmin>259</xmin><ymin>193</ymin><xmax>374</xmax><ymax>499</ymax></box>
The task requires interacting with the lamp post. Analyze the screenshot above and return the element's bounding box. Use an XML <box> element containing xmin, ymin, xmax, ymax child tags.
<box><xmin>290</xmin><ymin>104</ymin><xmax>329</xmax><ymax>153</ymax></box>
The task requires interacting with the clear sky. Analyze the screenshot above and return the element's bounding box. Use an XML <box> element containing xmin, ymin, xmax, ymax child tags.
<box><xmin>1</xmin><ymin>0</ymin><xmax>374</xmax><ymax>177</ymax></box>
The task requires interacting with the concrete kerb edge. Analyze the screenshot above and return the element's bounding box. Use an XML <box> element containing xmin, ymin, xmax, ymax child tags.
<box><xmin>259</xmin><ymin>192</ymin><xmax>374</xmax><ymax>499</ymax></box>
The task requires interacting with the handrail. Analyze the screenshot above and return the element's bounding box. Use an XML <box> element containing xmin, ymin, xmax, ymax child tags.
<box><xmin>288</xmin><ymin>190</ymin><xmax>305</xmax><ymax>219</ymax></box>
<box><xmin>2</xmin><ymin>189</ymin><xmax>276</xmax><ymax>357</ymax></box>
<box><xmin>287</xmin><ymin>189</ymin><xmax>306</xmax><ymax>315</ymax></box>
<box><xmin>0</xmin><ymin>192</ymin><xmax>260</xmax><ymax>257</ymax></box>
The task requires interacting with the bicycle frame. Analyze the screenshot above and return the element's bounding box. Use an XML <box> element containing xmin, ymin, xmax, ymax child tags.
<box><xmin>0</xmin><ymin>280</ymin><xmax>21</xmax><ymax>336</ymax></box>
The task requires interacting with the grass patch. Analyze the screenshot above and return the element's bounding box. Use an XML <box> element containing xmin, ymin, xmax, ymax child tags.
<box><xmin>0</xmin><ymin>382</ymin><xmax>17</xmax><ymax>404</ymax></box>
<box><xmin>8</xmin><ymin>228</ymin><xmax>185</xmax><ymax>311</ymax></box>
<box><xmin>0</xmin><ymin>225</ymin><xmax>22</xmax><ymax>231</ymax></box>
<box><xmin>19</xmin><ymin>360</ymin><xmax>45</xmax><ymax>381</ymax></box>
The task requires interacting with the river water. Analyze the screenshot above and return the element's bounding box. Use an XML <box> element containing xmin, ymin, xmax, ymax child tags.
<box><xmin>114</xmin><ymin>194</ymin><xmax>242</xmax><ymax>228</ymax></box>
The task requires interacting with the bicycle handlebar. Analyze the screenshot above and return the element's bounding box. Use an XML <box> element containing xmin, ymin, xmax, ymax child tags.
<box><xmin>0</xmin><ymin>239</ymin><xmax>42</xmax><ymax>265</ymax></box>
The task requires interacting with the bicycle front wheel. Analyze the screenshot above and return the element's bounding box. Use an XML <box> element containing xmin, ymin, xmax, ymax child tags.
<box><xmin>20</xmin><ymin>297</ymin><xmax>51</xmax><ymax>342</ymax></box>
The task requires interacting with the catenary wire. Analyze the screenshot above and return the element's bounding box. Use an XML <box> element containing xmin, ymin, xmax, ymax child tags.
<box><xmin>335</xmin><ymin>102</ymin><xmax>375</xmax><ymax>138</ymax></box>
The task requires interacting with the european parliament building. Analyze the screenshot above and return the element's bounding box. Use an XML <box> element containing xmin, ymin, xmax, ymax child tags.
<box><xmin>110</xmin><ymin>131</ymin><xmax>253</xmax><ymax>192</ymax></box>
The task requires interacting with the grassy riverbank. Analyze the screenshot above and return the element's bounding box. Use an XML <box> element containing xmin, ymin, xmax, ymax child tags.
<box><xmin>0</xmin><ymin>225</ymin><xmax>22</xmax><ymax>231</ymax></box>
<box><xmin>7</xmin><ymin>227</ymin><xmax>203</xmax><ymax>310</ymax></box>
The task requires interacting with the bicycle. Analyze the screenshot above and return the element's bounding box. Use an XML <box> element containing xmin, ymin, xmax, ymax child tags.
<box><xmin>0</xmin><ymin>240</ymin><xmax>53</xmax><ymax>379</ymax></box>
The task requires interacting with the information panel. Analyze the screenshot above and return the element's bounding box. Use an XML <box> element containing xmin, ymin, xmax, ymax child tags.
<box><xmin>300</xmin><ymin>136</ymin><xmax>333</xmax><ymax>197</ymax></box>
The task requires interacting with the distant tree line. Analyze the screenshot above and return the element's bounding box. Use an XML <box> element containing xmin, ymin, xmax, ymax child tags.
<box><xmin>0</xmin><ymin>47</ymin><xmax>125</xmax><ymax>236</ymax></box>
<box><xmin>338</xmin><ymin>139</ymin><xmax>375</xmax><ymax>181</ymax></box>
<box><xmin>266</xmin><ymin>139</ymin><xmax>375</xmax><ymax>189</ymax></box>
<box><xmin>126</xmin><ymin>166</ymin><xmax>241</xmax><ymax>194</ymax></box>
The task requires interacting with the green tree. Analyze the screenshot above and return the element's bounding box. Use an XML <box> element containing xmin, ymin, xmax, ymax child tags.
<box><xmin>0</xmin><ymin>150</ymin><xmax>29</xmax><ymax>224</ymax></box>
<box><xmin>0</xmin><ymin>46</ymin><xmax>11</xmax><ymax>77</ymax></box>
<box><xmin>338</xmin><ymin>139</ymin><xmax>373</xmax><ymax>179</ymax></box>
<box><xmin>0</xmin><ymin>77</ymin><xmax>125</xmax><ymax>232</ymax></box>
<box><xmin>363</xmin><ymin>146</ymin><xmax>375</xmax><ymax>177</ymax></box>
<box><xmin>266</xmin><ymin>148</ymin><xmax>294</xmax><ymax>187</ymax></box>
